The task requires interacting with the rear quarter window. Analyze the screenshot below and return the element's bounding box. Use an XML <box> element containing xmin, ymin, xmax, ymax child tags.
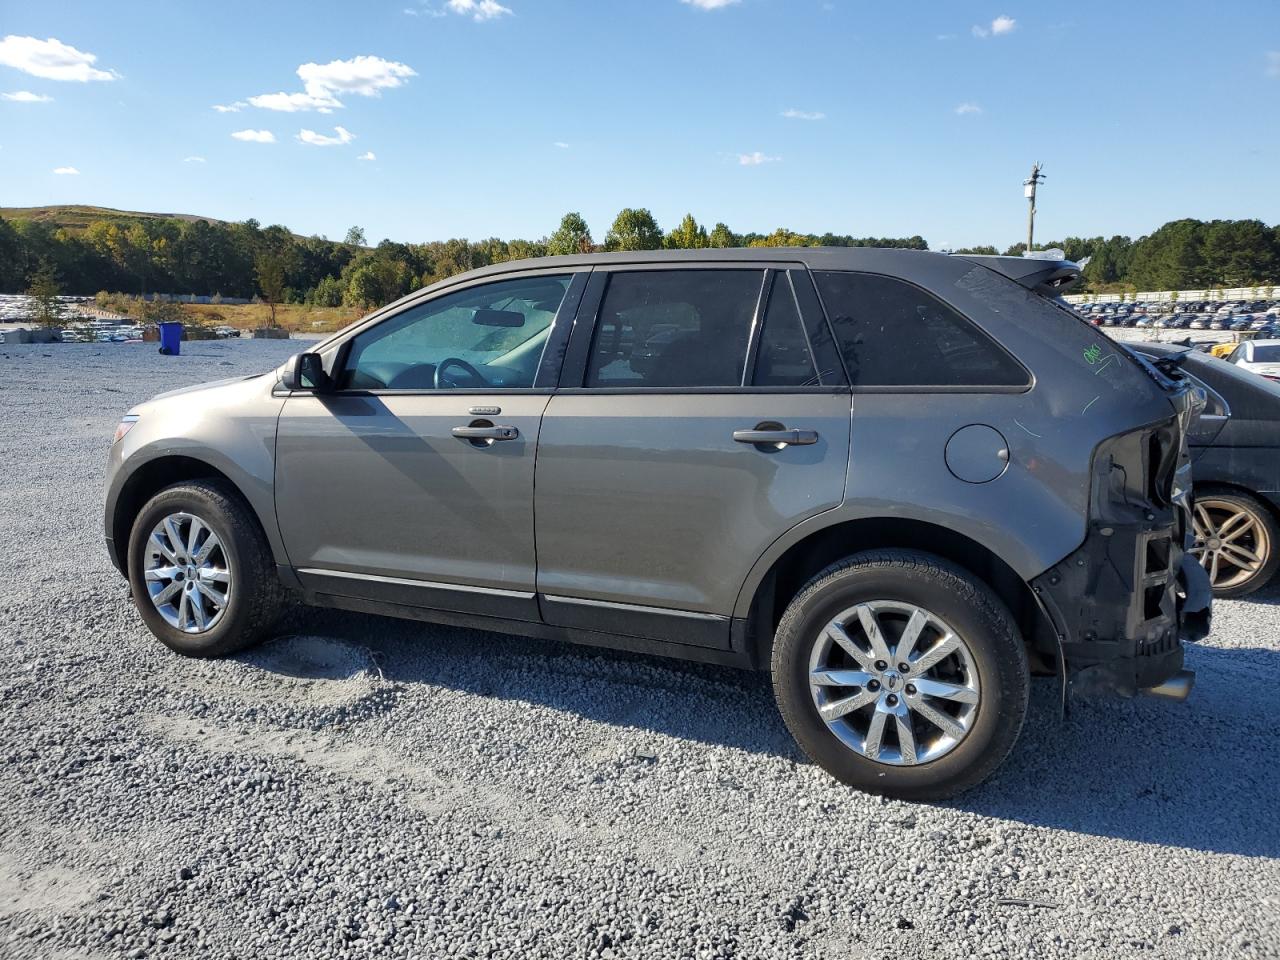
<box><xmin>812</xmin><ymin>271</ymin><xmax>1029</xmax><ymax>389</ymax></box>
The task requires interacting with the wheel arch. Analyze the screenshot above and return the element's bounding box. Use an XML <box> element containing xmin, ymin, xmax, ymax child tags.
<box><xmin>737</xmin><ymin>515</ymin><xmax>1055</xmax><ymax>671</ymax></box>
<box><xmin>108</xmin><ymin>454</ymin><xmax>286</xmax><ymax>578</ymax></box>
<box><xmin>1194</xmin><ymin>479</ymin><xmax>1280</xmax><ymax>517</ymax></box>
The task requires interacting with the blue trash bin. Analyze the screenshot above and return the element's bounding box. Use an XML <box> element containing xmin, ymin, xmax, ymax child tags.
<box><xmin>158</xmin><ymin>321</ymin><xmax>183</xmax><ymax>356</ymax></box>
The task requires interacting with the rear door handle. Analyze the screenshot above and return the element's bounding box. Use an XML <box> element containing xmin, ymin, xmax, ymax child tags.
<box><xmin>452</xmin><ymin>425</ymin><xmax>519</xmax><ymax>441</ymax></box>
<box><xmin>733</xmin><ymin>428</ymin><xmax>818</xmax><ymax>446</ymax></box>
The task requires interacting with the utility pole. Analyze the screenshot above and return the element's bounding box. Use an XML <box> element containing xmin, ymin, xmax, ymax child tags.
<box><xmin>1023</xmin><ymin>162</ymin><xmax>1045</xmax><ymax>252</ymax></box>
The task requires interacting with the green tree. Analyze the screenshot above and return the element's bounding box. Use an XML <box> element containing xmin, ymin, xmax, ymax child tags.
<box><xmin>707</xmin><ymin>222</ymin><xmax>736</xmax><ymax>248</ymax></box>
<box><xmin>26</xmin><ymin>259</ymin><xmax>63</xmax><ymax>328</ymax></box>
<box><xmin>255</xmin><ymin>251</ymin><xmax>287</xmax><ymax>327</ymax></box>
<box><xmin>665</xmin><ymin>213</ymin><xmax>708</xmax><ymax>250</ymax></box>
<box><xmin>604</xmin><ymin>208</ymin><xmax>663</xmax><ymax>252</ymax></box>
<box><xmin>748</xmin><ymin>227</ymin><xmax>814</xmax><ymax>248</ymax></box>
<box><xmin>0</xmin><ymin>216</ymin><xmax>25</xmax><ymax>291</ymax></box>
<box><xmin>344</xmin><ymin>225</ymin><xmax>367</xmax><ymax>247</ymax></box>
<box><xmin>546</xmin><ymin>212</ymin><xmax>594</xmax><ymax>256</ymax></box>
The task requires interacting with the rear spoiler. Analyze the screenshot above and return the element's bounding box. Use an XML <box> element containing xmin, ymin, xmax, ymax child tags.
<box><xmin>952</xmin><ymin>254</ymin><xmax>1083</xmax><ymax>296</ymax></box>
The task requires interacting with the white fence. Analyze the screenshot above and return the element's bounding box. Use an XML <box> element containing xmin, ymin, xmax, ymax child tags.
<box><xmin>1065</xmin><ymin>285</ymin><xmax>1279</xmax><ymax>305</ymax></box>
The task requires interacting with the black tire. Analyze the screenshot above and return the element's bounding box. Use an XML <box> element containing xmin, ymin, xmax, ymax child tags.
<box><xmin>771</xmin><ymin>549</ymin><xmax>1029</xmax><ymax>801</ymax></box>
<box><xmin>1193</xmin><ymin>487</ymin><xmax>1280</xmax><ymax>599</ymax></box>
<box><xmin>127</xmin><ymin>480</ymin><xmax>289</xmax><ymax>657</ymax></box>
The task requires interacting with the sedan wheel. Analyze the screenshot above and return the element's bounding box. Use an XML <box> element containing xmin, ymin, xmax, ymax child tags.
<box><xmin>143</xmin><ymin>512</ymin><xmax>232</xmax><ymax>633</ymax></box>
<box><xmin>809</xmin><ymin>601</ymin><xmax>980</xmax><ymax>766</ymax></box>
<box><xmin>1191</xmin><ymin>493</ymin><xmax>1278</xmax><ymax>597</ymax></box>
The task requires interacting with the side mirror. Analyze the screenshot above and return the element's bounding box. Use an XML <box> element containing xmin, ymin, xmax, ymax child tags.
<box><xmin>282</xmin><ymin>352</ymin><xmax>331</xmax><ymax>392</ymax></box>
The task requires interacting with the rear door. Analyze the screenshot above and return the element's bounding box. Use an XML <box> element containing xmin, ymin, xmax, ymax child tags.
<box><xmin>534</xmin><ymin>264</ymin><xmax>852</xmax><ymax>649</ymax></box>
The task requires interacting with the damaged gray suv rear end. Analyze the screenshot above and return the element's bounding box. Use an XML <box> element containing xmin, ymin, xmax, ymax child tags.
<box><xmin>104</xmin><ymin>247</ymin><xmax>1211</xmax><ymax>800</ymax></box>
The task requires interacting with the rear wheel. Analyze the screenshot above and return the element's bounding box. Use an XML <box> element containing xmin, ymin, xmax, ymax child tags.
<box><xmin>127</xmin><ymin>480</ymin><xmax>288</xmax><ymax>657</ymax></box>
<box><xmin>771</xmin><ymin>550</ymin><xmax>1029</xmax><ymax>800</ymax></box>
<box><xmin>1191</xmin><ymin>489</ymin><xmax>1280</xmax><ymax>598</ymax></box>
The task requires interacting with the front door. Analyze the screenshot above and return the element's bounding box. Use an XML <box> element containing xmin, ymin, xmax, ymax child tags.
<box><xmin>534</xmin><ymin>266</ymin><xmax>852</xmax><ymax>648</ymax></box>
<box><xmin>275</xmin><ymin>271</ymin><xmax>582</xmax><ymax>621</ymax></box>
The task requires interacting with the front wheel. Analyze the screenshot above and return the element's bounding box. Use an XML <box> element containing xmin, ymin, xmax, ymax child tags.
<box><xmin>127</xmin><ymin>480</ymin><xmax>288</xmax><ymax>657</ymax></box>
<box><xmin>771</xmin><ymin>550</ymin><xmax>1029</xmax><ymax>801</ymax></box>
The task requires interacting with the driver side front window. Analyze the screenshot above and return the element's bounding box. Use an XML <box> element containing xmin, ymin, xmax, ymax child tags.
<box><xmin>342</xmin><ymin>274</ymin><xmax>572</xmax><ymax>390</ymax></box>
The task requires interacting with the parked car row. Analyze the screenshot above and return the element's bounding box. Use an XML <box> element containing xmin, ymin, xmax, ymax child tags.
<box><xmin>61</xmin><ymin>320</ymin><xmax>145</xmax><ymax>343</ymax></box>
<box><xmin>1074</xmin><ymin>300</ymin><xmax>1280</xmax><ymax>335</ymax></box>
<box><xmin>56</xmin><ymin>321</ymin><xmax>243</xmax><ymax>343</ymax></box>
<box><xmin>1076</xmin><ymin>298</ymin><xmax>1279</xmax><ymax>319</ymax></box>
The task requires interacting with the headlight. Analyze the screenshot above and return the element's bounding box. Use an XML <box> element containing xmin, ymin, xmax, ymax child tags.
<box><xmin>112</xmin><ymin>414</ymin><xmax>139</xmax><ymax>444</ymax></box>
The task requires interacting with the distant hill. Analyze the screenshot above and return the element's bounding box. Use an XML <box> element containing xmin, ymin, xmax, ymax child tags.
<box><xmin>0</xmin><ymin>205</ymin><xmax>227</xmax><ymax>233</ymax></box>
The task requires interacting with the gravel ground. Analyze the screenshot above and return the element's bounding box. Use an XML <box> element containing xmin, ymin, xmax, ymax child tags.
<box><xmin>1</xmin><ymin>339</ymin><xmax>1277</xmax><ymax>960</ymax></box>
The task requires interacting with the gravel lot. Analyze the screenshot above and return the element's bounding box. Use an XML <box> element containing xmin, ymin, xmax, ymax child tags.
<box><xmin>1</xmin><ymin>339</ymin><xmax>1277</xmax><ymax>960</ymax></box>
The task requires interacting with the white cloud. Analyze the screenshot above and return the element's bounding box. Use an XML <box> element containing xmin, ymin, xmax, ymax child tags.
<box><xmin>446</xmin><ymin>0</ymin><xmax>513</xmax><ymax>20</ymax></box>
<box><xmin>212</xmin><ymin>101</ymin><xmax>246</xmax><ymax>113</ymax></box>
<box><xmin>296</xmin><ymin>55</ymin><xmax>417</xmax><ymax>100</ymax></box>
<box><xmin>1267</xmin><ymin>51</ymin><xmax>1280</xmax><ymax>78</ymax></box>
<box><xmin>52</xmin><ymin>165</ymin><xmax>79</xmax><ymax>174</ymax></box>
<box><xmin>239</xmin><ymin>56</ymin><xmax>416</xmax><ymax>117</ymax></box>
<box><xmin>248</xmin><ymin>91</ymin><xmax>341</xmax><ymax>113</ymax></box>
<box><xmin>357</xmin><ymin>150</ymin><xmax>376</xmax><ymax>160</ymax></box>
<box><xmin>2</xmin><ymin>90</ymin><xmax>52</xmax><ymax>102</ymax></box>
<box><xmin>0</xmin><ymin>35</ymin><xmax>118</xmax><ymax>82</ymax></box>
<box><xmin>231</xmin><ymin>129</ymin><xmax>276</xmax><ymax>143</ymax></box>
<box><xmin>681</xmin><ymin>0</ymin><xmax>740</xmax><ymax>8</ymax></box>
<box><xmin>738</xmin><ymin>151</ymin><xmax>779</xmax><ymax>166</ymax></box>
<box><xmin>973</xmin><ymin>15</ymin><xmax>1015</xmax><ymax>38</ymax></box>
<box><xmin>297</xmin><ymin>125</ymin><xmax>355</xmax><ymax>146</ymax></box>
<box><xmin>954</xmin><ymin>102</ymin><xmax>983</xmax><ymax>115</ymax></box>
<box><xmin>553</xmin><ymin>140</ymin><xmax>570</xmax><ymax>148</ymax></box>
<box><xmin>183</xmin><ymin>156</ymin><xmax>206</xmax><ymax>163</ymax></box>
<box><xmin>781</xmin><ymin>108</ymin><xmax>824</xmax><ymax>121</ymax></box>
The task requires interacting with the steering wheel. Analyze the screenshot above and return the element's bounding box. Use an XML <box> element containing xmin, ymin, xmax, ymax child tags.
<box><xmin>434</xmin><ymin>357</ymin><xmax>486</xmax><ymax>390</ymax></box>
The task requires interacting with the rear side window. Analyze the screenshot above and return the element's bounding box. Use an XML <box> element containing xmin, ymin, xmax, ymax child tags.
<box><xmin>813</xmin><ymin>271</ymin><xmax>1028</xmax><ymax>388</ymax></box>
<box><xmin>752</xmin><ymin>272</ymin><xmax>819</xmax><ymax>386</ymax></box>
<box><xmin>585</xmin><ymin>269</ymin><xmax>762</xmax><ymax>387</ymax></box>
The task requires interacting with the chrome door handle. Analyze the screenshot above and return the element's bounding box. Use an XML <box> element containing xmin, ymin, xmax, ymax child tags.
<box><xmin>452</xmin><ymin>425</ymin><xmax>519</xmax><ymax>441</ymax></box>
<box><xmin>733</xmin><ymin>428</ymin><xmax>818</xmax><ymax>446</ymax></box>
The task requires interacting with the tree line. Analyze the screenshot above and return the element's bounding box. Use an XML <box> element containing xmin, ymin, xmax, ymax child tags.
<box><xmin>1</xmin><ymin>208</ymin><xmax>1276</xmax><ymax>313</ymax></box>
<box><xmin>951</xmin><ymin>218</ymin><xmax>1280</xmax><ymax>291</ymax></box>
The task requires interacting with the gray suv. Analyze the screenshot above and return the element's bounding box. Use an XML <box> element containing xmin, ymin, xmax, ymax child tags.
<box><xmin>105</xmin><ymin>248</ymin><xmax>1211</xmax><ymax>799</ymax></box>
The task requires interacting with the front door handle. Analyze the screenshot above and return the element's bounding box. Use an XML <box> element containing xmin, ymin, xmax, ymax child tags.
<box><xmin>733</xmin><ymin>427</ymin><xmax>819</xmax><ymax>447</ymax></box>
<box><xmin>452</xmin><ymin>424</ymin><xmax>519</xmax><ymax>441</ymax></box>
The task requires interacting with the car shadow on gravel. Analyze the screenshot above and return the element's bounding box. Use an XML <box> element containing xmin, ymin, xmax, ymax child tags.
<box><xmin>272</xmin><ymin>608</ymin><xmax>1279</xmax><ymax>860</ymax></box>
<box><xmin>953</xmin><ymin>641</ymin><xmax>1280</xmax><ymax>859</ymax></box>
<box><xmin>272</xmin><ymin>607</ymin><xmax>805</xmax><ymax>759</ymax></box>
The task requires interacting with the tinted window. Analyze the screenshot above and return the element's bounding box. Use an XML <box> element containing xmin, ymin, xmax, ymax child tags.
<box><xmin>585</xmin><ymin>270</ymin><xmax>762</xmax><ymax>387</ymax></box>
<box><xmin>753</xmin><ymin>272</ymin><xmax>819</xmax><ymax>386</ymax></box>
<box><xmin>343</xmin><ymin>274</ymin><xmax>570</xmax><ymax>390</ymax></box>
<box><xmin>1252</xmin><ymin>344</ymin><xmax>1280</xmax><ymax>363</ymax></box>
<box><xmin>813</xmin><ymin>271</ymin><xmax>1028</xmax><ymax>388</ymax></box>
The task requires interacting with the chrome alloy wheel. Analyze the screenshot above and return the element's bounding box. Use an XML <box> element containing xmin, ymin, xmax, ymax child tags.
<box><xmin>143</xmin><ymin>512</ymin><xmax>231</xmax><ymax>633</ymax></box>
<box><xmin>808</xmin><ymin>601</ymin><xmax>980</xmax><ymax>766</ymax></box>
<box><xmin>1192</xmin><ymin>498</ymin><xmax>1270</xmax><ymax>591</ymax></box>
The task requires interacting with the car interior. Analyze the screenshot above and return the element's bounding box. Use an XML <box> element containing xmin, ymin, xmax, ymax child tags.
<box><xmin>341</xmin><ymin>276</ymin><xmax>571</xmax><ymax>390</ymax></box>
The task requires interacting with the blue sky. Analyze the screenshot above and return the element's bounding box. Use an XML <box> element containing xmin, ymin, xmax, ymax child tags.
<box><xmin>2</xmin><ymin>0</ymin><xmax>1278</xmax><ymax>249</ymax></box>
